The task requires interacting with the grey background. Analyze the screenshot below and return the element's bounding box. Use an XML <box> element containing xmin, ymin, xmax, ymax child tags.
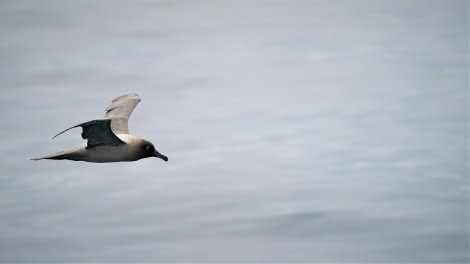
<box><xmin>0</xmin><ymin>0</ymin><xmax>468</xmax><ymax>262</ymax></box>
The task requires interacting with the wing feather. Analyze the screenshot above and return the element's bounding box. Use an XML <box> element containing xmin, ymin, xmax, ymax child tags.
<box><xmin>53</xmin><ymin>119</ymin><xmax>124</xmax><ymax>148</ymax></box>
<box><xmin>104</xmin><ymin>93</ymin><xmax>141</xmax><ymax>134</ymax></box>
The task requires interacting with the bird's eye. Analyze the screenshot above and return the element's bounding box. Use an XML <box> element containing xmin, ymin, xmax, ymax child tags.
<box><xmin>146</xmin><ymin>146</ymin><xmax>151</xmax><ymax>151</ymax></box>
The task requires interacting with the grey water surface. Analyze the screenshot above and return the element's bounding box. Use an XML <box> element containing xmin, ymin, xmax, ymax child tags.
<box><xmin>0</xmin><ymin>1</ymin><xmax>468</xmax><ymax>262</ymax></box>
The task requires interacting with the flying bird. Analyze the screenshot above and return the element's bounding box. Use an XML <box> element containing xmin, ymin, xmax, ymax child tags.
<box><xmin>31</xmin><ymin>93</ymin><xmax>168</xmax><ymax>163</ymax></box>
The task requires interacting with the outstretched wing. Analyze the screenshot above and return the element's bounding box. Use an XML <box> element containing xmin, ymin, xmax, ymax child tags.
<box><xmin>104</xmin><ymin>93</ymin><xmax>141</xmax><ymax>134</ymax></box>
<box><xmin>53</xmin><ymin>119</ymin><xmax>124</xmax><ymax>148</ymax></box>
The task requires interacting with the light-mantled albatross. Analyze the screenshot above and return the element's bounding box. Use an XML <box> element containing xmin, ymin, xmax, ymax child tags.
<box><xmin>31</xmin><ymin>93</ymin><xmax>168</xmax><ymax>163</ymax></box>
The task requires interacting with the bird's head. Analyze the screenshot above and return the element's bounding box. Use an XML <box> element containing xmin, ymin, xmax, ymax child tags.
<box><xmin>139</xmin><ymin>139</ymin><xmax>168</xmax><ymax>162</ymax></box>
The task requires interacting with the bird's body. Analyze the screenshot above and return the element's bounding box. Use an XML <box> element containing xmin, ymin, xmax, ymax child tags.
<box><xmin>31</xmin><ymin>93</ymin><xmax>168</xmax><ymax>163</ymax></box>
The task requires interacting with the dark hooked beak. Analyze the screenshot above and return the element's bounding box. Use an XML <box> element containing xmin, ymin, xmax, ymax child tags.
<box><xmin>154</xmin><ymin>150</ymin><xmax>168</xmax><ymax>162</ymax></box>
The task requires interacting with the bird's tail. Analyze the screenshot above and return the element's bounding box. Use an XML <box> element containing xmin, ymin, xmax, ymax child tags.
<box><xmin>31</xmin><ymin>146</ymin><xmax>84</xmax><ymax>161</ymax></box>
